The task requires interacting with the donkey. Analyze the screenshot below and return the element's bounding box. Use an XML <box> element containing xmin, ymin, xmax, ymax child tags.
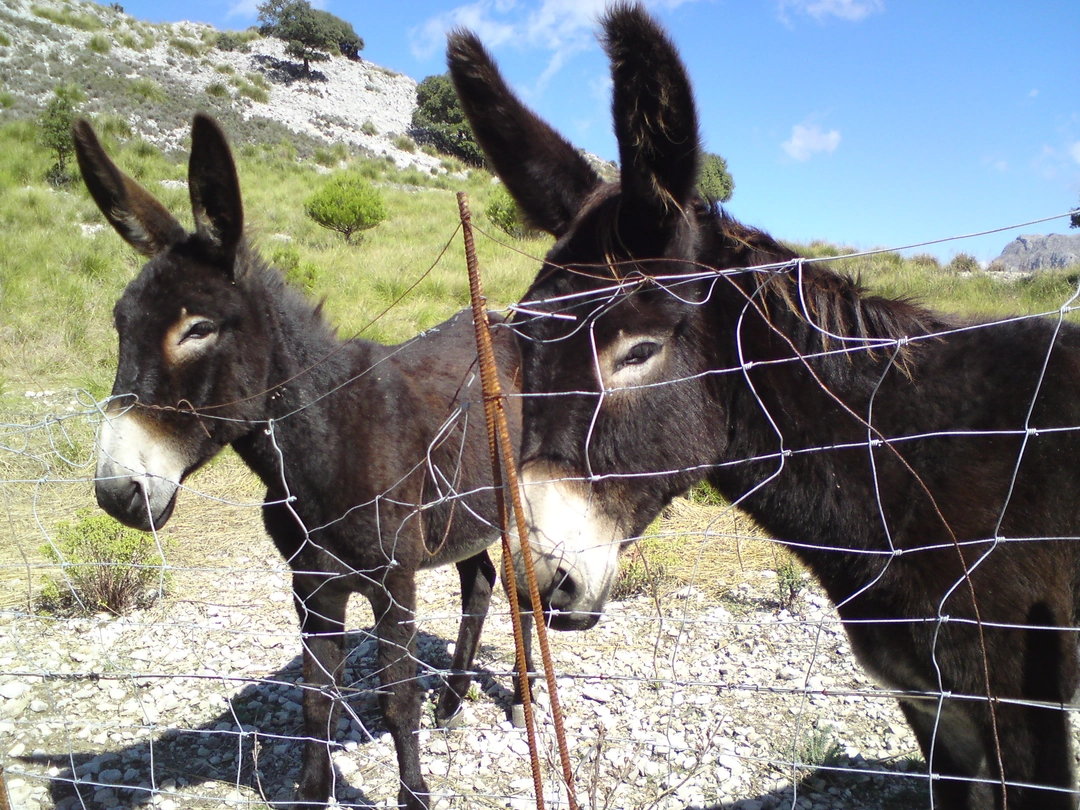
<box><xmin>75</xmin><ymin>113</ymin><xmax>530</xmax><ymax>810</ymax></box>
<box><xmin>449</xmin><ymin>6</ymin><xmax>1080</xmax><ymax>809</ymax></box>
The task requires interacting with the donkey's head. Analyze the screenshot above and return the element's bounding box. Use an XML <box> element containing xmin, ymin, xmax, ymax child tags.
<box><xmin>76</xmin><ymin>114</ymin><xmax>272</xmax><ymax>531</ymax></box>
<box><xmin>450</xmin><ymin>5</ymin><xmax>733</xmax><ymax>629</ymax></box>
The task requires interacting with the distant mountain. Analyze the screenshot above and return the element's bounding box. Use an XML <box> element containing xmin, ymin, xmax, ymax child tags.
<box><xmin>0</xmin><ymin>0</ymin><xmax>441</xmax><ymax>170</ymax></box>
<box><xmin>990</xmin><ymin>233</ymin><xmax>1080</xmax><ymax>273</ymax></box>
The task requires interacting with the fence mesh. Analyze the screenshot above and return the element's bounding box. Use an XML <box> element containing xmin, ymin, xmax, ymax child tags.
<box><xmin>2</xmin><ymin>212</ymin><xmax>1079</xmax><ymax>810</ymax></box>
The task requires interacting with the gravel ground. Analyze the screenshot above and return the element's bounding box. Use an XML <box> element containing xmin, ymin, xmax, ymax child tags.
<box><xmin>2</xmin><ymin>538</ymin><xmax>949</xmax><ymax>810</ymax></box>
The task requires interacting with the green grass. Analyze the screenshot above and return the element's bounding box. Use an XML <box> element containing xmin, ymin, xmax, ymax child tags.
<box><xmin>31</xmin><ymin>4</ymin><xmax>103</xmax><ymax>31</ymax></box>
<box><xmin>0</xmin><ymin>121</ymin><xmax>546</xmax><ymax>391</ymax></box>
<box><xmin>2</xmin><ymin>112</ymin><xmax>1077</xmax><ymax>396</ymax></box>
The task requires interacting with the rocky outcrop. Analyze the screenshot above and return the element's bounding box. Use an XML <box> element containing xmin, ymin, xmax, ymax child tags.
<box><xmin>989</xmin><ymin>233</ymin><xmax>1080</xmax><ymax>273</ymax></box>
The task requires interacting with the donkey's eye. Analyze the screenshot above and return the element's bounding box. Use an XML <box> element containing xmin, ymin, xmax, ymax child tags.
<box><xmin>181</xmin><ymin>320</ymin><xmax>216</xmax><ymax>342</ymax></box>
<box><xmin>618</xmin><ymin>341</ymin><xmax>661</xmax><ymax>368</ymax></box>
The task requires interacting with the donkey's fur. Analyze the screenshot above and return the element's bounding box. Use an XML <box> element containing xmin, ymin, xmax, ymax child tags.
<box><xmin>450</xmin><ymin>5</ymin><xmax>1080</xmax><ymax>808</ymax></box>
<box><xmin>75</xmin><ymin>114</ymin><xmax>527</xmax><ymax>810</ymax></box>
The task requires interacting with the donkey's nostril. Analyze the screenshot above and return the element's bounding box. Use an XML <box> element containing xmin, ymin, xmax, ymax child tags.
<box><xmin>548</xmin><ymin>566</ymin><xmax>579</xmax><ymax>610</ymax></box>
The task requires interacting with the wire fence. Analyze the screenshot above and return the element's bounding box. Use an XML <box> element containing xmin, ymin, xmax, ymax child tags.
<box><xmin>2</xmin><ymin>206</ymin><xmax>1080</xmax><ymax>810</ymax></box>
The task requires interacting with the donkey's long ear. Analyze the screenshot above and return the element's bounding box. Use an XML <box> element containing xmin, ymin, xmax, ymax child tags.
<box><xmin>601</xmin><ymin>4</ymin><xmax>700</xmax><ymax>220</ymax></box>
<box><xmin>72</xmin><ymin>119</ymin><xmax>186</xmax><ymax>257</ymax></box>
<box><xmin>448</xmin><ymin>30</ymin><xmax>602</xmax><ymax>237</ymax></box>
<box><xmin>188</xmin><ymin>113</ymin><xmax>243</xmax><ymax>269</ymax></box>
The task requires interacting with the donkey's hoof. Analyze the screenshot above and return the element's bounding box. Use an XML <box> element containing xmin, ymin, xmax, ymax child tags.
<box><xmin>435</xmin><ymin>706</ymin><xmax>465</xmax><ymax>730</ymax></box>
<box><xmin>510</xmin><ymin>703</ymin><xmax>527</xmax><ymax>728</ymax></box>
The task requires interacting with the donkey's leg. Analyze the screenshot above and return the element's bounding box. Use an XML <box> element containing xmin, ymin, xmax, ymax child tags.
<box><xmin>988</xmin><ymin>700</ymin><xmax>1074</xmax><ymax>810</ymax></box>
<box><xmin>988</xmin><ymin>612</ymin><xmax>1079</xmax><ymax>810</ymax></box>
<box><xmin>898</xmin><ymin>699</ymin><xmax>984</xmax><ymax>810</ymax></box>
<box><xmin>509</xmin><ymin>611</ymin><xmax>536</xmax><ymax>728</ymax></box>
<box><xmin>370</xmin><ymin>571</ymin><xmax>429</xmax><ymax>810</ymax></box>
<box><xmin>291</xmin><ymin>575</ymin><xmax>349</xmax><ymax>808</ymax></box>
<box><xmin>435</xmin><ymin>550</ymin><xmax>497</xmax><ymax>728</ymax></box>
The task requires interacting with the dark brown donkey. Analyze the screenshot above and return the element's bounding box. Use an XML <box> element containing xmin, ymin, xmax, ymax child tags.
<box><xmin>75</xmin><ymin>113</ymin><xmax>529</xmax><ymax>810</ymax></box>
<box><xmin>449</xmin><ymin>5</ymin><xmax>1080</xmax><ymax>809</ymax></box>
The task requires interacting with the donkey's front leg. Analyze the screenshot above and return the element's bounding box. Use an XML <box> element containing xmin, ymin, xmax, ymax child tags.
<box><xmin>435</xmin><ymin>551</ymin><xmax>496</xmax><ymax>728</ymax></box>
<box><xmin>291</xmin><ymin>575</ymin><xmax>349</xmax><ymax>808</ymax></box>
<box><xmin>370</xmin><ymin>571</ymin><xmax>429</xmax><ymax>810</ymax></box>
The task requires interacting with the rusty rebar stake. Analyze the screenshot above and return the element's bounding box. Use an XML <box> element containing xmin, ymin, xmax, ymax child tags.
<box><xmin>458</xmin><ymin>192</ymin><xmax>579</xmax><ymax>810</ymax></box>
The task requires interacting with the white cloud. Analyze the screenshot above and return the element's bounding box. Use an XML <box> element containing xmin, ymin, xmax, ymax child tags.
<box><xmin>410</xmin><ymin>0</ymin><xmax>701</xmax><ymax>85</ymax></box>
<box><xmin>778</xmin><ymin>0</ymin><xmax>883</xmax><ymax>23</ymax></box>
<box><xmin>1029</xmin><ymin>88</ymin><xmax>1040</xmax><ymax>99</ymax></box>
<box><xmin>782</xmin><ymin>123</ymin><xmax>841</xmax><ymax>161</ymax></box>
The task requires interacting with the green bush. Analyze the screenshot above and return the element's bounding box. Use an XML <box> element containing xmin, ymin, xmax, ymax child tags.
<box><xmin>128</xmin><ymin>77</ymin><xmax>167</xmax><ymax>103</ymax></box>
<box><xmin>304</xmin><ymin>175</ymin><xmax>387</xmax><ymax>243</ymax></box>
<box><xmin>410</xmin><ymin>72</ymin><xmax>485</xmax><ymax>167</ymax></box>
<box><xmin>0</xmin><ymin>32</ymin><xmax>11</xmax><ymax>47</ymax></box>
<box><xmin>269</xmin><ymin>242</ymin><xmax>319</xmax><ymax>291</ymax></box>
<box><xmin>485</xmin><ymin>183</ymin><xmax>536</xmax><ymax>239</ymax></box>
<box><xmin>40</xmin><ymin>509</ymin><xmax>169</xmax><ymax>615</ymax></box>
<box><xmin>360</xmin><ymin>120</ymin><xmax>377</xmax><ymax>137</ymax></box>
<box><xmin>698</xmin><ymin>152</ymin><xmax>734</xmax><ymax>203</ymax></box>
<box><xmin>88</xmin><ymin>33</ymin><xmax>111</xmax><ymax>53</ymax></box>
<box><xmin>206</xmin><ymin>81</ymin><xmax>229</xmax><ymax>99</ymax></box>
<box><xmin>393</xmin><ymin>134</ymin><xmax>416</xmax><ymax>153</ymax></box>
<box><xmin>169</xmin><ymin>37</ymin><xmax>203</xmax><ymax>57</ymax></box>
<box><xmin>947</xmin><ymin>252</ymin><xmax>980</xmax><ymax>274</ymax></box>
<box><xmin>214</xmin><ymin>30</ymin><xmax>252</xmax><ymax>52</ymax></box>
<box><xmin>38</xmin><ymin>85</ymin><xmax>85</xmax><ymax>186</ymax></box>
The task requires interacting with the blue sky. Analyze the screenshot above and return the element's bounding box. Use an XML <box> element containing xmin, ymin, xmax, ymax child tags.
<box><xmin>114</xmin><ymin>0</ymin><xmax>1080</xmax><ymax>263</ymax></box>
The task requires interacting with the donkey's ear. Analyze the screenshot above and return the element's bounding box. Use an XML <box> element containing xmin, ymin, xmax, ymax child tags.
<box><xmin>188</xmin><ymin>113</ymin><xmax>243</xmax><ymax>269</ymax></box>
<box><xmin>448</xmin><ymin>30</ymin><xmax>602</xmax><ymax>237</ymax></box>
<box><xmin>72</xmin><ymin>118</ymin><xmax>186</xmax><ymax>257</ymax></box>
<box><xmin>601</xmin><ymin>5</ymin><xmax>700</xmax><ymax>221</ymax></box>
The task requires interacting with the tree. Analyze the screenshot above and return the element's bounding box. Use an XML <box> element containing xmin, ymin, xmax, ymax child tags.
<box><xmin>257</xmin><ymin>0</ymin><xmax>362</xmax><ymax>74</ymax></box>
<box><xmin>410</xmin><ymin>73</ymin><xmax>485</xmax><ymax>167</ymax></box>
<box><xmin>304</xmin><ymin>175</ymin><xmax>387</xmax><ymax>243</ymax></box>
<box><xmin>39</xmin><ymin>84</ymin><xmax>85</xmax><ymax>186</ymax></box>
<box><xmin>313</xmin><ymin>9</ymin><xmax>363</xmax><ymax>60</ymax></box>
<box><xmin>698</xmin><ymin>152</ymin><xmax>734</xmax><ymax>203</ymax></box>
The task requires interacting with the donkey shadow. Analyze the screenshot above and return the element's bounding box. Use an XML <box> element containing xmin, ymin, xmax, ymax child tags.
<box><xmin>23</xmin><ymin>627</ymin><xmax>518</xmax><ymax>809</ymax></box>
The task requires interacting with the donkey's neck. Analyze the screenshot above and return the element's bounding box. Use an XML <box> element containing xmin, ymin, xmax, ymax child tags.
<box><xmin>227</xmin><ymin>266</ymin><xmax>383</xmax><ymax>489</ymax></box>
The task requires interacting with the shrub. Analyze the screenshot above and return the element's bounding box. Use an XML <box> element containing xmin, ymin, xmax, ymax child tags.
<box><xmin>214</xmin><ymin>30</ymin><xmax>251</xmax><ymax>52</ymax></box>
<box><xmin>206</xmin><ymin>82</ymin><xmax>229</xmax><ymax>99</ymax></box>
<box><xmin>0</xmin><ymin>91</ymin><xmax>15</xmax><ymax>109</ymax></box>
<box><xmin>392</xmin><ymin>134</ymin><xmax>416</xmax><ymax>153</ymax></box>
<box><xmin>236</xmin><ymin>80</ymin><xmax>270</xmax><ymax>103</ymax></box>
<box><xmin>304</xmin><ymin>175</ymin><xmax>387</xmax><ymax>243</ymax></box>
<box><xmin>169</xmin><ymin>37</ymin><xmax>203</xmax><ymax>57</ymax></box>
<box><xmin>360</xmin><ymin>120</ymin><xmax>377</xmax><ymax>137</ymax></box>
<box><xmin>485</xmin><ymin>183</ymin><xmax>536</xmax><ymax>239</ymax></box>
<box><xmin>38</xmin><ymin>85</ymin><xmax>85</xmax><ymax>186</ymax></box>
<box><xmin>947</xmin><ymin>252</ymin><xmax>981</xmax><ymax>275</ymax></box>
<box><xmin>129</xmin><ymin>77</ymin><xmax>167</xmax><ymax>103</ymax></box>
<box><xmin>410</xmin><ymin>72</ymin><xmax>485</xmax><ymax>167</ymax></box>
<box><xmin>269</xmin><ymin>242</ymin><xmax>319</xmax><ymax>291</ymax></box>
<box><xmin>698</xmin><ymin>152</ymin><xmax>734</xmax><ymax>203</ymax></box>
<box><xmin>313</xmin><ymin>142</ymin><xmax>347</xmax><ymax>167</ymax></box>
<box><xmin>40</xmin><ymin>509</ymin><xmax>168</xmax><ymax>615</ymax></box>
<box><xmin>0</xmin><ymin>32</ymin><xmax>12</xmax><ymax>47</ymax></box>
<box><xmin>88</xmin><ymin>33</ymin><xmax>111</xmax><ymax>53</ymax></box>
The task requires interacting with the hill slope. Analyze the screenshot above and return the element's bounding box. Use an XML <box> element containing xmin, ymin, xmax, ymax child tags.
<box><xmin>0</xmin><ymin>0</ymin><xmax>440</xmax><ymax>170</ymax></box>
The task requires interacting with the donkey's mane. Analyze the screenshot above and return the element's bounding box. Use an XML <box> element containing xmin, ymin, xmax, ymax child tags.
<box><xmin>709</xmin><ymin>206</ymin><xmax>950</xmax><ymax>358</ymax></box>
<box><xmin>236</xmin><ymin>240</ymin><xmax>341</xmax><ymax>345</ymax></box>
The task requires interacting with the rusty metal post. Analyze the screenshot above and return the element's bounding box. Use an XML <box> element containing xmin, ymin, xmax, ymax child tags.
<box><xmin>458</xmin><ymin>192</ymin><xmax>578</xmax><ymax>810</ymax></box>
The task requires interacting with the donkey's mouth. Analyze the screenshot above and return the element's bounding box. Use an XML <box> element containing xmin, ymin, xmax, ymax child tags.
<box><xmin>95</xmin><ymin>475</ymin><xmax>179</xmax><ymax>532</ymax></box>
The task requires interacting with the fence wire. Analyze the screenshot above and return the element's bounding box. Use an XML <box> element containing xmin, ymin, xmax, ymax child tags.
<box><xmin>2</xmin><ymin>212</ymin><xmax>1080</xmax><ymax>810</ymax></box>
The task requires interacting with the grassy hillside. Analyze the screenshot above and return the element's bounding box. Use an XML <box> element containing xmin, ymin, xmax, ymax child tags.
<box><xmin>0</xmin><ymin>118</ymin><xmax>550</xmax><ymax>400</ymax></box>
